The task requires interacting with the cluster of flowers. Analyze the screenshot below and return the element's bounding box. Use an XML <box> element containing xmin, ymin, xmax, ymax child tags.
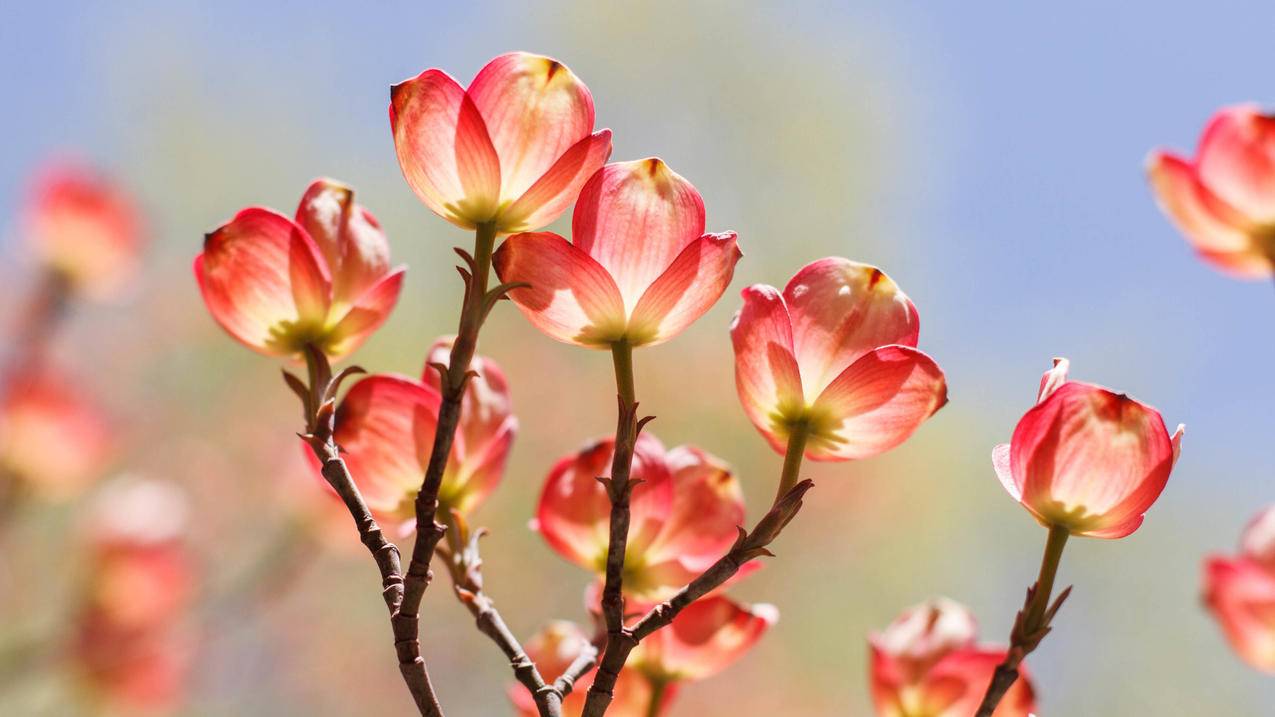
<box><xmin>15</xmin><ymin>50</ymin><xmax>1275</xmax><ymax>716</ymax></box>
<box><xmin>0</xmin><ymin>163</ymin><xmax>200</xmax><ymax>713</ymax></box>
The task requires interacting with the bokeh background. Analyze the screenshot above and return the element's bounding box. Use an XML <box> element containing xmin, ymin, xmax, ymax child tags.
<box><xmin>2</xmin><ymin>1</ymin><xmax>1274</xmax><ymax>714</ymax></box>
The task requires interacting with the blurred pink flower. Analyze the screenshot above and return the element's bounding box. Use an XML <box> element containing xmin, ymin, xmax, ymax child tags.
<box><xmin>495</xmin><ymin>159</ymin><xmax>741</xmax><ymax>348</ymax></box>
<box><xmin>1148</xmin><ymin>104</ymin><xmax>1275</xmax><ymax>278</ymax></box>
<box><xmin>1204</xmin><ymin>505</ymin><xmax>1275</xmax><ymax>672</ymax></box>
<box><xmin>730</xmin><ymin>258</ymin><xmax>947</xmax><ymax>461</ymax></box>
<box><xmin>24</xmin><ymin>159</ymin><xmax>143</xmax><ymax>298</ymax></box>
<box><xmin>390</xmin><ymin>52</ymin><xmax>612</xmax><ymax>234</ymax></box>
<box><xmin>535</xmin><ymin>434</ymin><xmax>749</xmax><ymax>601</ymax></box>
<box><xmin>992</xmin><ymin>358</ymin><xmax>1184</xmax><ymax>538</ymax></box>
<box><xmin>195</xmin><ymin>178</ymin><xmax>405</xmax><ymax>359</ymax></box>
<box><xmin>870</xmin><ymin>598</ymin><xmax>1036</xmax><ymax>717</ymax></box>
<box><xmin>0</xmin><ymin>365</ymin><xmax>112</xmax><ymax>500</ymax></box>
<box><xmin>323</xmin><ymin>340</ymin><xmax>515</xmax><ymax>525</ymax></box>
<box><xmin>72</xmin><ymin>479</ymin><xmax>196</xmax><ymax>714</ymax></box>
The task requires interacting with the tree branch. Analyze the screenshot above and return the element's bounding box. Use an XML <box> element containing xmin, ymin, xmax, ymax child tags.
<box><xmin>439</xmin><ymin>511</ymin><xmax>588</xmax><ymax>717</ymax></box>
<box><xmin>581</xmin><ymin>477</ymin><xmax>815</xmax><ymax>717</ymax></box>
<box><xmin>296</xmin><ymin>349</ymin><xmax>444</xmax><ymax>717</ymax></box>
<box><xmin>401</xmin><ymin>221</ymin><xmax>500</xmax><ymax>624</ymax></box>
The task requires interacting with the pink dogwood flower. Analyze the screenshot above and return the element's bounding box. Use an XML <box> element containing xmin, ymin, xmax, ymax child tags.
<box><xmin>730</xmin><ymin>257</ymin><xmax>947</xmax><ymax>461</ymax></box>
<box><xmin>323</xmin><ymin>338</ymin><xmax>515</xmax><ymax>525</ymax></box>
<box><xmin>992</xmin><ymin>358</ymin><xmax>1184</xmax><ymax>539</ymax></box>
<box><xmin>870</xmin><ymin>598</ymin><xmax>1036</xmax><ymax>717</ymax></box>
<box><xmin>494</xmin><ymin>159</ymin><xmax>741</xmax><ymax>348</ymax></box>
<box><xmin>1203</xmin><ymin>505</ymin><xmax>1275</xmax><ymax>672</ymax></box>
<box><xmin>1147</xmin><ymin>104</ymin><xmax>1275</xmax><ymax>277</ymax></box>
<box><xmin>535</xmin><ymin>434</ymin><xmax>749</xmax><ymax>601</ymax></box>
<box><xmin>24</xmin><ymin>160</ymin><xmax>143</xmax><ymax>298</ymax></box>
<box><xmin>195</xmin><ymin>178</ymin><xmax>405</xmax><ymax>360</ymax></box>
<box><xmin>390</xmin><ymin>52</ymin><xmax>612</xmax><ymax>234</ymax></box>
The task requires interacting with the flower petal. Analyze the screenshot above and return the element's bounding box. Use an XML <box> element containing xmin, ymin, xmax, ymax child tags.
<box><xmin>783</xmin><ymin>258</ymin><xmax>920</xmax><ymax>398</ymax></box>
<box><xmin>1009</xmin><ymin>381</ymin><xmax>1175</xmax><ymax>538</ymax></box>
<box><xmin>323</xmin><ymin>267</ymin><xmax>405</xmax><ymax>360</ymax></box>
<box><xmin>924</xmin><ymin>648</ymin><xmax>1037</xmax><ymax>717</ymax></box>
<box><xmin>641</xmin><ymin>445</ymin><xmax>746</xmax><ymax>579</ymax></box>
<box><xmin>992</xmin><ymin>443</ymin><xmax>1020</xmax><ymax>502</ymax></box>
<box><xmin>534</xmin><ymin>435</ymin><xmax>673</xmax><ymax>577</ymax></box>
<box><xmin>635</xmin><ymin>597</ymin><xmax>776</xmax><ymax>682</ymax></box>
<box><xmin>573</xmin><ymin>159</ymin><xmax>706</xmax><ymax>308</ymax></box>
<box><xmin>1242</xmin><ymin>506</ymin><xmax>1275</xmax><ymax>568</ymax></box>
<box><xmin>1203</xmin><ymin>556</ymin><xmax>1275</xmax><ymax>673</ymax></box>
<box><xmin>332</xmin><ymin>374</ymin><xmax>441</xmax><ymax>521</ymax></box>
<box><xmin>295</xmin><ymin>178</ymin><xmax>392</xmax><ymax>308</ymax></box>
<box><xmin>195</xmin><ymin>208</ymin><xmax>331</xmax><ymax>357</ymax></box>
<box><xmin>870</xmin><ymin>597</ymin><xmax>978</xmax><ymax>683</ymax></box>
<box><xmin>1196</xmin><ymin>105</ymin><xmax>1275</xmax><ymax>224</ymax></box>
<box><xmin>422</xmin><ymin>337</ymin><xmax>514</xmax><ymax>462</ymax></box>
<box><xmin>493</xmin><ymin>231</ymin><xmax>627</xmax><ymax>347</ymax></box>
<box><xmin>729</xmin><ymin>285</ymin><xmax>804</xmax><ymax>455</ymax></box>
<box><xmin>466</xmin><ymin>52</ymin><xmax>596</xmax><ymax>205</ymax></box>
<box><xmin>498</xmin><ymin>130</ymin><xmax>613</xmax><ymax>233</ymax></box>
<box><xmin>1147</xmin><ymin>150</ymin><xmax>1271</xmax><ymax>278</ymax></box>
<box><xmin>390</xmin><ymin>69</ymin><xmax>501</xmax><ymax>229</ymax></box>
<box><xmin>627</xmin><ymin>232</ymin><xmax>741</xmax><ymax>347</ymax></box>
<box><xmin>807</xmin><ymin>345</ymin><xmax>947</xmax><ymax>461</ymax></box>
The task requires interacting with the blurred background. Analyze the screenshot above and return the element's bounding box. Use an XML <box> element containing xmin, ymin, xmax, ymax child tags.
<box><xmin>2</xmin><ymin>1</ymin><xmax>1273</xmax><ymax>714</ymax></box>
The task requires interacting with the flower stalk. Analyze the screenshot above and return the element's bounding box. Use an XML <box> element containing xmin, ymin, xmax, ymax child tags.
<box><xmin>974</xmin><ymin>524</ymin><xmax>1072</xmax><ymax>717</ymax></box>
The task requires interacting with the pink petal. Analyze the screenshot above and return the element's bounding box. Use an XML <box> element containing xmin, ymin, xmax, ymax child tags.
<box><xmin>635</xmin><ymin>596</ymin><xmax>776</xmax><ymax>681</ymax></box>
<box><xmin>923</xmin><ymin>648</ymin><xmax>1037</xmax><ymax>717</ymax></box>
<box><xmin>1196</xmin><ymin>105</ymin><xmax>1275</xmax><ymax>224</ymax></box>
<box><xmin>783</xmin><ymin>258</ymin><xmax>920</xmax><ymax>398</ymax></box>
<box><xmin>807</xmin><ymin>345</ymin><xmax>947</xmax><ymax>462</ymax></box>
<box><xmin>1009</xmin><ymin>381</ymin><xmax>1176</xmax><ymax>538</ymax></box>
<box><xmin>493</xmin><ymin>231</ymin><xmax>627</xmax><ymax>347</ymax></box>
<box><xmin>1203</xmin><ymin>556</ymin><xmax>1275</xmax><ymax>673</ymax></box>
<box><xmin>444</xmin><ymin>416</ymin><xmax>516</xmax><ymax>515</ymax></box>
<box><xmin>572</xmin><ymin>159</ymin><xmax>707</xmax><ymax>308</ymax></box>
<box><xmin>323</xmin><ymin>267</ymin><xmax>406</xmax><ymax>360</ymax></box>
<box><xmin>295</xmin><ymin>178</ymin><xmax>392</xmax><ymax>308</ymax></box>
<box><xmin>466</xmin><ymin>52</ymin><xmax>596</xmax><ymax>206</ymax></box>
<box><xmin>332</xmin><ymin>374</ymin><xmax>441</xmax><ymax>521</ymax></box>
<box><xmin>627</xmin><ymin>232</ymin><xmax>741</xmax><ymax>347</ymax></box>
<box><xmin>195</xmin><ymin>208</ymin><xmax>331</xmax><ymax>357</ymax></box>
<box><xmin>642</xmin><ymin>445</ymin><xmax>746</xmax><ymax>578</ymax></box>
<box><xmin>25</xmin><ymin>160</ymin><xmax>142</xmax><ymax>298</ymax></box>
<box><xmin>1241</xmin><ymin>506</ymin><xmax>1275</xmax><ymax>568</ymax></box>
<box><xmin>422</xmin><ymin>336</ymin><xmax>515</xmax><ymax>461</ymax></box>
<box><xmin>535</xmin><ymin>434</ymin><xmax>673</xmax><ymax>576</ymax></box>
<box><xmin>991</xmin><ymin>443</ymin><xmax>1019</xmax><ymax>504</ymax></box>
<box><xmin>729</xmin><ymin>285</ymin><xmax>804</xmax><ymax>455</ymax></box>
<box><xmin>498</xmin><ymin>130</ymin><xmax>613</xmax><ymax>233</ymax></box>
<box><xmin>1035</xmin><ymin>357</ymin><xmax>1070</xmax><ymax>404</ymax></box>
<box><xmin>871</xmin><ymin>597</ymin><xmax>978</xmax><ymax>683</ymax></box>
<box><xmin>1147</xmin><ymin>150</ymin><xmax>1272</xmax><ymax>278</ymax></box>
<box><xmin>390</xmin><ymin>69</ymin><xmax>501</xmax><ymax>229</ymax></box>
<box><xmin>514</xmin><ymin>620</ymin><xmax>661</xmax><ymax>717</ymax></box>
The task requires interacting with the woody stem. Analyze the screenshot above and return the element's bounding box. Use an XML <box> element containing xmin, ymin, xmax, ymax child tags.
<box><xmin>974</xmin><ymin>524</ymin><xmax>1070</xmax><ymax>717</ymax></box>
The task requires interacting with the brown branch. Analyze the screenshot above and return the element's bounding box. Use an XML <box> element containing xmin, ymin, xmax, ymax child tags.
<box><xmin>580</xmin><ymin>478</ymin><xmax>815</xmax><ymax>717</ymax></box>
<box><xmin>295</xmin><ymin>350</ymin><xmax>443</xmax><ymax>717</ymax></box>
<box><xmin>439</xmin><ymin>512</ymin><xmax>589</xmax><ymax>717</ymax></box>
<box><xmin>400</xmin><ymin>221</ymin><xmax>499</xmax><ymax>626</ymax></box>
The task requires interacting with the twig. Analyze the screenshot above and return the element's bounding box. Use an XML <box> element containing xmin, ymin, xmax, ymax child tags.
<box><xmin>401</xmin><ymin>221</ymin><xmax>503</xmax><ymax>628</ymax></box>
<box><xmin>974</xmin><ymin>524</ymin><xmax>1072</xmax><ymax>717</ymax></box>
<box><xmin>439</xmin><ymin>511</ymin><xmax>588</xmax><ymax>717</ymax></box>
<box><xmin>295</xmin><ymin>349</ymin><xmax>444</xmax><ymax>717</ymax></box>
<box><xmin>580</xmin><ymin>470</ymin><xmax>815</xmax><ymax>717</ymax></box>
